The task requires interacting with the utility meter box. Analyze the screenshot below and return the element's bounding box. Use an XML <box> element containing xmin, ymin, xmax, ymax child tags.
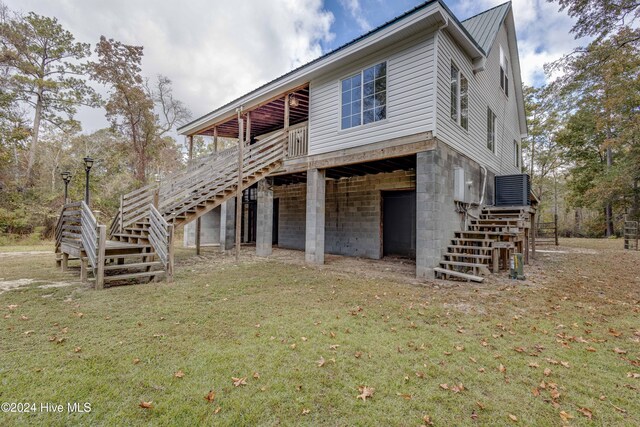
<box><xmin>454</xmin><ymin>167</ymin><xmax>466</xmax><ymax>202</ymax></box>
<box><xmin>509</xmin><ymin>253</ymin><xmax>525</xmax><ymax>280</ymax></box>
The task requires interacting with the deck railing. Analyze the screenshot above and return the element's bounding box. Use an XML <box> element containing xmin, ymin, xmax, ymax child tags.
<box><xmin>80</xmin><ymin>201</ymin><xmax>106</xmax><ymax>289</ymax></box>
<box><xmin>165</xmin><ymin>130</ymin><xmax>287</xmax><ymax>221</ymax></box>
<box><xmin>55</xmin><ymin>201</ymin><xmax>83</xmax><ymax>256</ymax></box>
<box><xmin>148</xmin><ymin>204</ymin><xmax>174</xmax><ymax>281</ymax></box>
<box><xmin>287</xmin><ymin>122</ymin><xmax>308</xmax><ymax>158</ymax></box>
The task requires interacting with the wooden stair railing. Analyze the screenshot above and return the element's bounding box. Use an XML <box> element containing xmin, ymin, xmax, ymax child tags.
<box><xmin>163</xmin><ymin>130</ymin><xmax>286</xmax><ymax>225</ymax></box>
<box><xmin>80</xmin><ymin>201</ymin><xmax>107</xmax><ymax>289</ymax></box>
<box><xmin>148</xmin><ymin>204</ymin><xmax>174</xmax><ymax>281</ymax></box>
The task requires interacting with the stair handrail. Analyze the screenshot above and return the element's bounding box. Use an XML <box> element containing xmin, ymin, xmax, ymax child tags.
<box><xmin>55</xmin><ymin>201</ymin><xmax>83</xmax><ymax>254</ymax></box>
<box><xmin>148</xmin><ymin>204</ymin><xmax>174</xmax><ymax>281</ymax></box>
<box><xmin>118</xmin><ymin>146</ymin><xmax>239</xmax><ymax>230</ymax></box>
<box><xmin>164</xmin><ymin>130</ymin><xmax>286</xmax><ymax>222</ymax></box>
<box><xmin>80</xmin><ymin>201</ymin><xmax>106</xmax><ymax>289</ymax></box>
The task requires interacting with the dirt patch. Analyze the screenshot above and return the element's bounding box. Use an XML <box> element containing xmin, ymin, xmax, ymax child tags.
<box><xmin>0</xmin><ymin>251</ymin><xmax>51</xmax><ymax>258</ymax></box>
<box><xmin>0</xmin><ymin>278</ymin><xmax>75</xmax><ymax>294</ymax></box>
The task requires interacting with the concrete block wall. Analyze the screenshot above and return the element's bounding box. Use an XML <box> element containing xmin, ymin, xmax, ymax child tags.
<box><xmin>416</xmin><ymin>141</ymin><xmax>493</xmax><ymax>278</ymax></box>
<box><xmin>183</xmin><ymin>207</ymin><xmax>221</xmax><ymax>247</ymax></box>
<box><xmin>273</xmin><ymin>169</ymin><xmax>415</xmax><ymax>259</ymax></box>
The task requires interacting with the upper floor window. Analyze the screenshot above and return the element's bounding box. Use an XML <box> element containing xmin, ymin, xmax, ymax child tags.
<box><xmin>341</xmin><ymin>62</ymin><xmax>387</xmax><ymax>129</ymax></box>
<box><xmin>487</xmin><ymin>107</ymin><xmax>496</xmax><ymax>152</ymax></box>
<box><xmin>514</xmin><ymin>140</ymin><xmax>520</xmax><ymax>168</ymax></box>
<box><xmin>450</xmin><ymin>62</ymin><xmax>469</xmax><ymax>130</ymax></box>
<box><xmin>499</xmin><ymin>46</ymin><xmax>509</xmax><ymax>97</ymax></box>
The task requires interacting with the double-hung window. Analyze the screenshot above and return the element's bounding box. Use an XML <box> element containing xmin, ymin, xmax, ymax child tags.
<box><xmin>341</xmin><ymin>62</ymin><xmax>386</xmax><ymax>129</ymax></box>
<box><xmin>450</xmin><ymin>62</ymin><xmax>468</xmax><ymax>130</ymax></box>
<box><xmin>487</xmin><ymin>107</ymin><xmax>496</xmax><ymax>152</ymax></box>
<box><xmin>499</xmin><ymin>46</ymin><xmax>509</xmax><ymax>97</ymax></box>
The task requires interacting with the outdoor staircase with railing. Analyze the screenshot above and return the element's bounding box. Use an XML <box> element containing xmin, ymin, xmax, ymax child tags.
<box><xmin>434</xmin><ymin>206</ymin><xmax>532</xmax><ymax>282</ymax></box>
<box><xmin>55</xmin><ymin>129</ymin><xmax>289</xmax><ymax>288</ymax></box>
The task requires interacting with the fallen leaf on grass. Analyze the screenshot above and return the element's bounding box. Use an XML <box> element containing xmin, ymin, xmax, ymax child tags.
<box><xmin>139</xmin><ymin>401</ymin><xmax>153</xmax><ymax>409</ymax></box>
<box><xmin>74</xmin><ymin>347</ymin><xmax>82</xmax><ymax>353</ymax></box>
<box><xmin>559</xmin><ymin>411</ymin><xmax>573</xmax><ymax>422</ymax></box>
<box><xmin>415</xmin><ymin>371</ymin><xmax>425</xmax><ymax>379</ymax></box>
<box><xmin>532</xmin><ymin>387</ymin><xmax>540</xmax><ymax>396</ymax></box>
<box><xmin>204</xmin><ymin>390</ymin><xmax>216</xmax><ymax>402</ymax></box>
<box><xmin>357</xmin><ymin>385</ymin><xmax>374</xmax><ymax>401</ymax></box>
<box><xmin>611</xmin><ymin>403</ymin><xmax>626</xmax><ymax>413</ymax></box>
<box><xmin>613</xmin><ymin>347</ymin><xmax>627</xmax><ymax>354</ymax></box>
<box><xmin>578</xmin><ymin>407</ymin><xmax>593</xmax><ymax>420</ymax></box>
<box><xmin>544</xmin><ymin>368</ymin><xmax>552</xmax><ymax>376</ymax></box>
<box><xmin>396</xmin><ymin>392</ymin><xmax>412</xmax><ymax>400</ymax></box>
<box><xmin>609</xmin><ymin>328</ymin><xmax>622</xmax><ymax>337</ymax></box>
<box><xmin>329</xmin><ymin>344</ymin><xmax>340</xmax><ymax>350</ymax></box>
<box><xmin>20</xmin><ymin>315</ymin><xmax>29</xmax><ymax>321</ymax></box>
<box><xmin>316</xmin><ymin>356</ymin><xmax>325</xmax><ymax>367</ymax></box>
<box><xmin>133</xmin><ymin>358</ymin><xmax>141</xmax><ymax>364</ymax></box>
<box><xmin>24</xmin><ymin>330</ymin><xmax>34</xmax><ymax>336</ymax></box>
<box><xmin>627</xmin><ymin>372</ymin><xmax>640</xmax><ymax>378</ymax></box>
<box><xmin>499</xmin><ymin>364</ymin><xmax>506</xmax><ymax>374</ymax></box>
<box><xmin>476</xmin><ymin>401</ymin><xmax>485</xmax><ymax>410</ymax></box>
<box><xmin>508</xmin><ymin>413</ymin><xmax>518</xmax><ymax>422</ymax></box>
<box><xmin>439</xmin><ymin>383</ymin><xmax>449</xmax><ymax>390</ymax></box>
<box><xmin>451</xmin><ymin>383</ymin><xmax>465</xmax><ymax>393</ymax></box>
<box><xmin>301</xmin><ymin>408</ymin><xmax>310</xmax><ymax>415</ymax></box>
<box><xmin>232</xmin><ymin>377</ymin><xmax>247</xmax><ymax>387</ymax></box>
<box><xmin>354</xmin><ymin>351</ymin><xmax>363</xmax><ymax>358</ymax></box>
<box><xmin>514</xmin><ymin>346</ymin><xmax>525</xmax><ymax>353</ymax></box>
<box><xmin>253</xmin><ymin>372</ymin><xmax>260</xmax><ymax>379</ymax></box>
<box><xmin>528</xmin><ymin>362</ymin><xmax>539</xmax><ymax>368</ymax></box>
<box><xmin>560</xmin><ymin>361</ymin><xmax>570</xmax><ymax>368</ymax></box>
<box><xmin>174</xmin><ymin>370</ymin><xmax>184</xmax><ymax>378</ymax></box>
<box><xmin>214</xmin><ymin>407</ymin><xmax>221</xmax><ymax>414</ymax></box>
<box><xmin>421</xmin><ymin>414</ymin><xmax>434</xmax><ymax>426</ymax></box>
<box><xmin>7</xmin><ymin>304</ymin><xmax>18</xmax><ymax>310</ymax></box>
<box><xmin>586</xmin><ymin>347</ymin><xmax>597</xmax><ymax>352</ymax></box>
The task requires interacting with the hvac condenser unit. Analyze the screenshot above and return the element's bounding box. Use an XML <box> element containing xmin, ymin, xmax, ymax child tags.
<box><xmin>495</xmin><ymin>174</ymin><xmax>531</xmax><ymax>206</ymax></box>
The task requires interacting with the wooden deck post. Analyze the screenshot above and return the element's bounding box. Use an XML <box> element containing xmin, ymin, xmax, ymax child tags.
<box><xmin>531</xmin><ymin>211</ymin><xmax>536</xmax><ymax>259</ymax></box>
<box><xmin>61</xmin><ymin>253</ymin><xmax>69</xmax><ymax>272</ymax></box>
<box><xmin>235</xmin><ymin>108</ymin><xmax>245</xmax><ymax>262</ymax></box>
<box><xmin>187</xmin><ymin>135</ymin><xmax>194</xmax><ymax>163</ymax></box>
<box><xmin>80</xmin><ymin>258</ymin><xmax>88</xmax><ymax>282</ymax></box>
<box><xmin>167</xmin><ymin>224</ymin><xmax>175</xmax><ymax>282</ymax></box>
<box><xmin>195</xmin><ymin>219</ymin><xmax>201</xmax><ymax>256</ymax></box>
<box><xmin>95</xmin><ymin>225</ymin><xmax>106</xmax><ymax>290</ymax></box>
<box><xmin>119</xmin><ymin>195</ymin><xmax>124</xmax><ymax>232</ymax></box>
<box><xmin>213</xmin><ymin>126</ymin><xmax>218</xmax><ymax>153</ymax></box>
<box><xmin>284</xmin><ymin>93</ymin><xmax>290</xmax><ymax>157</ymax></box>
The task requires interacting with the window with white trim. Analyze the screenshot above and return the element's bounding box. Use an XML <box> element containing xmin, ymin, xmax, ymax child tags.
<box><xmin>514</xmin><ymin>140</ymin><xmax>520</xmax><ymax>168</ymax></box>
<box><xmin>499</xmin><ymin>45</ymin><xmax>509</xmax><ymax>97</ymax></box>
<box><xmin>450</xmin><ymin>62</ymin><xmax>468</xmax><ymax>130</ymax></box>
<box><xmin>341</xmin><ymin>62</ymin><xmax>386</xmax><ymax>129</ymax></box>
<box><xmin>487</xmin><ymin>107</ymin><xmax>496</xmax><ymax>152</ymax></box>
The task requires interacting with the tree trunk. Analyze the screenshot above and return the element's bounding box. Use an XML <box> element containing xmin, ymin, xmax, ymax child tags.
<box><xmin>604</xmin><ymin>147</ymin><xmax>614</xmax><ymax>236</ymax></box>
<box><xmin>25</xmin><ymin>92</ymin><xmax>43</xmax><ymax>186</ymax></box>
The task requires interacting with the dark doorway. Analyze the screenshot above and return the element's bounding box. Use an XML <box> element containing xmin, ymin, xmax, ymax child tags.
<box><xmin>382</xmin><ymin>190</ymin><xmax>416</xmax><ymax>258</ymax></box>
<box><xmin>272</xmin><ymin>198</ymin><xmax>279</xmax><ymax>245</ymax></box>
<box><xmin>242</xmin><ymin>186</ymin><xmax>257</xmax><ymax>243</ymax></box>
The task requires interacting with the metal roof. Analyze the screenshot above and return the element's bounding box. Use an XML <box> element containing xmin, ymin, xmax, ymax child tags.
<box><xmin>461</xmin><ymin>1</ymin><xmax>511</xmax><ymax>54</ymax></box>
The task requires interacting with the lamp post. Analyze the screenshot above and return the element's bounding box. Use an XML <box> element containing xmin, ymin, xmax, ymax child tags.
<box><xmin>61</xmin><ymin>171</ymin><xmax>72</xmax><ymax>204</ymax></box>
<box><xmin>83</xmin><ymin>157</ymin><xmax>94</xmax><ymax>205</ymax></box>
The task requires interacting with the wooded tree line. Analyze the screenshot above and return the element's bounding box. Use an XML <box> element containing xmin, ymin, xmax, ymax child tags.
<box><xmin>524</xmin><ymin>0</ymin><xmax>639</xmax><ymax>237</ymax></box>
<box><xmin>0</xmin><ymin>2</ymin><xmax>191</xmax><ymax>239</ymax></box>
<box><xmin>0</xmin><ymin>1</ymin><xmax>638</xmax><ymax>240</ymax></box>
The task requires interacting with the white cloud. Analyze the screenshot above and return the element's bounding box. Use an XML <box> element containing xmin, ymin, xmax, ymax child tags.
<box><xmin>452</xmin><ymin>0</ymin><xmax>582</xmax><ymax>86</ymax></box>
<box><xmin>340</xmin><ymin>0</ymin><xmax>372</xmax><ymax>32</ymax></box>
<box><xmin>5</xmin><ymin>0</ymin><xmax>335</xmax><ymax>132</ymax></box>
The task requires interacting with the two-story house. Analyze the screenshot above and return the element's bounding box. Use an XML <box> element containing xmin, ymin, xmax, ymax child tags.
<box><xmin>55</xmin><ymin>0</ymin><xmax>528</xmax><ymax>288</ymax></box>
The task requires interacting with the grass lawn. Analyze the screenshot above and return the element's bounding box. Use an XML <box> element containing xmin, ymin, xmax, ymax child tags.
<box><xmin>0</xmin><ymin>239</ymin><xmax>638</xmax><ymax>426</ymax></box>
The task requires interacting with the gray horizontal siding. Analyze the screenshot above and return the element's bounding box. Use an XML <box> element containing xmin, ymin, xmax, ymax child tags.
<box><xmin>434</xmin><ymin>25</ymin><xmax>521</xmax><ymax>177</ymax></box>
<box><xmin>308</xmin><ymin>30</ymin><xmax>436</xmax><ymax>156</ymax></box>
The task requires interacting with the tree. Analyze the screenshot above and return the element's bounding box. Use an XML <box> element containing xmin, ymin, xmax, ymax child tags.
<box><xmin>91</xmin><ymin>37</ymin><xmax>190</xmax><ymax>183</ymax></box>
<box><xmin>0</xmin><ymin>9</ymin><xmax>99</xmax><ymax>186</ymax></box>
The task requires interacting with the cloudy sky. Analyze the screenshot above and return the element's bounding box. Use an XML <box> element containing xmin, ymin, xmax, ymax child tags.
<box><xmin>6</xmin><ymin>0</ymin><xmax>580</xmax><ymax>135</ymax></box>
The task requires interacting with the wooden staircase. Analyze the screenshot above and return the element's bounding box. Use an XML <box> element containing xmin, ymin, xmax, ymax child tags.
<box><xmin>434</xmin><ymin>206</ymin><xmax>532</xmax><ymax>282</ymax></box>
<box><xmin>55</xmin><ymin>130</ymin><xmax>288</xmax><ymax>288</ymax></box>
